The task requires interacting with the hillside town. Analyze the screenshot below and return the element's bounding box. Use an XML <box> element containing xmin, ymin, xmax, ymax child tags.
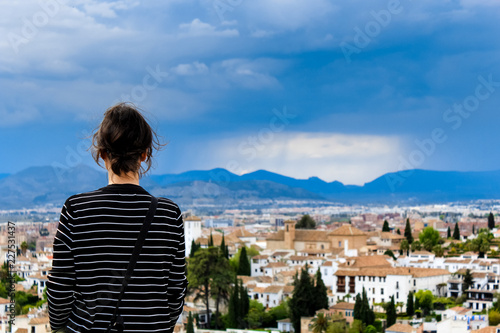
<box><xmin>2</xmin><ymin>207</ymin><xmax>500</xmax><ymax>333</ymax></box>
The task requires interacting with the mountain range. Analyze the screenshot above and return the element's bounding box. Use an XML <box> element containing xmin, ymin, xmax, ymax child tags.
<box><xmin>1</xmin><ymin>164</ymin><xmax>500</xmax><ymax>209</ymax></box>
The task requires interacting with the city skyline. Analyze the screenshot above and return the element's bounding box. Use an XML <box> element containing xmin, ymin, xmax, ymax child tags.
<box><xmin>1</xmin><ymin>1</ymin><xmax>499</xmax><ymax>185</ymax></box>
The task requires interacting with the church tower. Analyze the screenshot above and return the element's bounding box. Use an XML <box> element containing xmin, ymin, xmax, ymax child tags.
<box><xmin>284</xmin><ymin>220</ymin><xmax>296</xmax><ymax>249</ymax></box>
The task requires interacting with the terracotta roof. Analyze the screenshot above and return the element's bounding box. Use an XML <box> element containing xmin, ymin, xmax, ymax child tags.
<box><xmin>266</xmin><ymin>230</ymin><xmax>285</xmax><ymax>240</ymax></box>
<box><xmin>277</xmin><ymin>318</ymin><xmax>291</xmax><ymax>323</ymax></box>
<box><xmin>283</xmin><ymin>285</ymin><xmax>294</xmax><ymax>293</ymax></box>
<box><xmin>230</xmin><ymin>228</ymin><xmax>257</xmax><ymax>238</ymax></box>
<box><xmin>0</xmin><ymin>297</ymin><xmax>9</xmax><ymax>304</ymax></box>
<box><xmin>410</xmin><ymin>251</ymin><xmax>433</xmax><ymax>255</ymax></box>
<box><xmin>271</xmin><ymin>251</ymin><xmax>292</xmax><ymax>257</ymax></box>
<box><xmin>252</xmin><ymin>255</ymin><xmax>269</xmax><ymax>260</ymax></box>
<box><xmin>263</xmin><ymin>262</ymin><xmax>288</xmax><ymax>268</ymax></box>
<box><xmin>381</xmin><ymin>232</ymin><xmax>405</xmax><ymax>240</ymax></box>
<box><xmin>15</xmin><ymin>329</ymin><xmax>28</xmax><ymax>333</ymax></box>
<box><xmin>288</xmin><ymin>255</ymin><xmax>325</xmax><ymax>262</ymax></box>
<box><xmin>330</xmin><ymin>302</ymin><xmax>355</xmax><ymax>310</ymax></box>
<box><xmin>336</xmin><ymin>267</ymin><xmax>450</xmax><ymax>278</ymax></box>
<box><xmin>339</xmin><ymin>255</ymin><xmax>392</xmax><ymax>269</ymax></box>
<box><xmin>294</xmin><ymin>230</ymin><xmax>329</xmax><ymax>242</ymax></box>
<box><xmin>329</xmin><ymin>225</ymin><xmax>366</xmax><ymax>236</ymax></box>
<box><xmin>185</xmin><ymin>216</ymin><xmax>202</xmax><ymax>221</ymax></box>
<box><xmin>264</xmin><ymin>285</ymin><xmax>284</xmax><ymax>294</ymax></box>
<box><xmin>28</xmin><ymin>316</ymin><xmax>50</xmax><ymax>325</ymax></box>
<box><xmin>386</xmin><ymin>323</ymin><xmax>415</xmax><ymax>333</ymax></box>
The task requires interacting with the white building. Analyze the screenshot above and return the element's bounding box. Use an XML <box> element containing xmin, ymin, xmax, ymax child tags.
<box><xmin>184</xmin><ymin>216</ymin><xmax>202</xmax><ymax>257</ymax></box>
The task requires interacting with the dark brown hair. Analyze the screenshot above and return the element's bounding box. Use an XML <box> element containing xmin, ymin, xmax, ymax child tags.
<box><xmin>91</xmin><ymin>103</ymin><xmax>162</xmax><ymax>176</ymax></box>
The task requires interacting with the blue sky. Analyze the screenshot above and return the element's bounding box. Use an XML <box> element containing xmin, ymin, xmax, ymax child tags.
<box><xmin>1</xmin><ymin>0</ymin><xmax>500</xmax><ymax>185</ymax></box>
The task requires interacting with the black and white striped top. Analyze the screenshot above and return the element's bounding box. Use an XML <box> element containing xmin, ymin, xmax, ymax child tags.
<box><xmin>47</xmin><ymin>184</ymin><xmax>187</xmax><ymax>333</ymax></box>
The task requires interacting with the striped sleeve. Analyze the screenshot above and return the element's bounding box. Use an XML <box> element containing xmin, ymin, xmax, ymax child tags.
<box><xmin>166</xmin><ymin>210</ymin><xmax>188</xmax><ymax>333</ymax></box>
<box><xmin>47</xmin><ymin>199</ymin><xmax>76</xmax><ymax>330</ymax></box>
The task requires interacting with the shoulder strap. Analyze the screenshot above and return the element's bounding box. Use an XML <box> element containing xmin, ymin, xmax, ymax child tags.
<box><xmin>108</xmin><ymin>196</ymin><xmax>158</xmax><ymax>332</ymax></box>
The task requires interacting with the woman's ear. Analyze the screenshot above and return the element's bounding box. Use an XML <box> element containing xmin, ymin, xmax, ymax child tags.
<box><xmin>140</xmin><ymin>151</ymin><xmax>147</xmax><ymax>162</ymax></box>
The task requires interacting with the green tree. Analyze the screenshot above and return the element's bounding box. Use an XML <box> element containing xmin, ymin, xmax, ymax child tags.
<box><xmin>237</xmin><ymin>247</ymin><xmax>251</xmax><ymax>276</ymax></box>
<box><xmin>314</xmin><ymin>269</ymin><xmax>329</xmax><ymax>310</ymax></box>
<box><xmin>189</xmin><ymin>240</ymin><xmax>198</xmax><ymax>258</ymax></box>
<box><xmin>396</xmin><ymin>228</ymin><xmax>401</xmax><ymax>235</ymax></box>
<box><xmin>463</xmin><ymin>269</ymin><xmax>474</xmax><ymax>291</ymax></box>
<box><xmin>453</xmin><ymin>223</ymin><xmax>460</xmax><ymax>240</ymax></box>
<box><xmin>382</xmin><ymin>220</ymin><xmax>390</xmax><ymax>232</ymax></box>
<box><xmin>419</xmin><ymin>227</ymin><xmax>440</xmax><ymax>251</ymax></box>
<box><xmin>20</xmin><ymin>241</ymin><xmax>28</xmax><ymax>256</ymax></box>
<box><xmin>220</xmin><ymin>234</ymin><xmax>229</xmax><ymax>259</ymax></box>
<box><xmin>296</xmin><ymin>214</ymin><xmax>316</xmax><ymax>229</ymax></box>
<box><xmin>404</xmin><ymin>218</ymin><xmax>413</xmax><ymax>244</ymax></box>
<box><xmin>230</xmin><ymin>246</ymin><xmax>259</xmax><ymax>273</ymax></box>
<box><xmin>384</xmin><ymin>249</ymin><xmax>396</xmax><ymax>260</ymax></box>
<box><xmin>415</xmin><ymin>290</ymin><xmax>434</xmax><ymax>316</ymax></box>
<box><xmin>348</xmin><ymin>319</ymin><xmax>364</xmax><ymax>333</ymax></box>
<box><xmin>211</xmin><ymin>252</ymin><xmax>234</xmax><ymax>329</ymax></box>
<box><xmin>290</xmin><ymin>266</ymin><xmax>316</xmax><ymax>332</ymax></box>
<box><xmin>400</xmin><ymin>239</ymin><xmax>409</xmax><ymax>255</ymax></box>
<box><xmin>489</xmin><ymin>309</ymin><xmax>500</xmax><ymax>326</ymax></box>
<box><xmin>187</xmin><ymin>312</ymin><xmax>195</xmax><ymax>333</ymax></box>
<box><xmin>411</xmin><ymin>240</ymin><xmax>422</xmax><ymax>252</ymax></box>
<box><xmin>311</xmin><ymin>313</ymin><xmax>329</xmax><ymax>333</ymax></box>
<box><xmin>489</xmin><ymin>212</ymin><xmax>495</xmax><ymax>230</ymax></box>
<box><xmin>407</xmin><ymin>291</ymin><xmax>414</xmax><ymax>317</ymax></box>
<box><xmin>472</xmin><ymin>224</ymin><xmax>476</xmax><ymax>235</ymax></box>
<box><xmin>327</xmin><ymin>321</ymin><xmax>347</xmax><ymax>333</ymax></box>
<box><xmin>386</xmin><ymin>296</ymin><xmax>397</xmax><ymax>327</ymax></box>
<box><xmin>187</xmin><ymin>247</ymin><xmax>233</xmax><ymax>328</ymax></box>
<box><xmin>364</xmin><ymin>325</ymin><xmax>377</xmax><ymax>333</ymax></box>
<box><xmin>470</xmin><ymin>230</ymin><xmax>493</xmax><ymax>257</ymax></box>
<box><xmin>353</xmin><ymin>288</ymin><xmax>374</xmax><ymax>326</ymax></box>
<box><xmin>208</xmin><ymin>231</ymin><xmax>214</xmax><ymax>247</ymax></box>
<box><xmin>447</xmin><ymin>226</ymin><xmax>451</xmax><ymax>239</ymax></box>
<box><xmin>433</xmin><ymin>245</ymin><xmax>444</xmax><ymax>257</ymax></box>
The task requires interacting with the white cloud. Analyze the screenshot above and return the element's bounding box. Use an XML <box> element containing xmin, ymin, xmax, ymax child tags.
<box><xmin>201</xmin><ymin>132</ymin><xmax>402</xmax><ymax>185</ymax></box>
<box><xmin>171</xmin><ymin>61</ymin><xmax>209</xmax><ymax>76</ymax></box>
<box><xmin>178</xmin><ymin>18</ymin><xmax>239</xmax><ymax>37</ymax></box>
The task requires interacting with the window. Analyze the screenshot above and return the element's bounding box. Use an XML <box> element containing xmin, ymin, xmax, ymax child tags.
<box><xmin>381</xmin><ymin>288</ymin><xmax>384</xmax><ymax>295</ymax></box>
<box><xmin>396</xmin><ymin>292</ymin><xmax>399</xmax><ymax>299</ymax></box>
<box><xmin>339</xmin><ymin>241</ymin><xmax>342</xmax><ymax>247</ymax></box>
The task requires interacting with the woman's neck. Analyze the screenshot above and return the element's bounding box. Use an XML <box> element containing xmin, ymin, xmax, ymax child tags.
<box><xmin>108</xmin><ymin>171</ymin><xmax>140</xmax><ymax>185</ymax></box>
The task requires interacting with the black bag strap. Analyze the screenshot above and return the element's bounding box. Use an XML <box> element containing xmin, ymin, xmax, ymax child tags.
<box><xmin>108</xmin><ymin>196</ymin><xmax>158</xmax><ymax>332</ymax></box>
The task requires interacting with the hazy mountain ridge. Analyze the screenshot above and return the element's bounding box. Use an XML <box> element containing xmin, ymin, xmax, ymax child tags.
<box><xmin>2</xmin><ymin>165</ymin><xmax>500</xmax><ymax>209</ymax></box>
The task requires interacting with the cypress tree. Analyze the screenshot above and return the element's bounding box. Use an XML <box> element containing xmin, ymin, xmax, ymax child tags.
<box><xmin>220</xmin><ymin>234</ymin><xmax>228</xmax><ymax>259</ymax></box>
<box><xmin>407</xmin><ymin>291</ymin><xmax>414</xmax><ymax>316</ymax></box>
<box><xmin>404</xmin><ymin>218</ymin><xmax>413</xmax><ymax>244</ymax></box>
<box><xmin>237</xmin><ymin>247</ymin><xmax>251</xmax><ymax>276</ymax></box>
<box><xmin>488</xmin><ymin>212</ymin><xmax>495</xmax><ymax>230</ymax></box>
<box><xmin>227</xmin><ymin>278</ymin><xmax>240</xmax><ymax>328</ymax></box>
<box><xmin>397</xmin><ymin>228</ymin><xmax>401</xmax><ymax>235</ymax></box>
<box><xmin>453</xmin><ymin>223</ymin><xmax>460</xmax><ymax>240</ymax></box>
<box><xmin>386</xmin><ymin>296</ymin><xmax>397</xmax><ymax>327</ymax></box>
<box><xmin>362</xmin><ymin>288</ymin><xmax>375</xmax><ymax>326</ymax></box>
<box><xmin>290</xmin><ymin>266</ymin><xmax>316</xmax><ymax>333</ymax></box>
<box><xmin>239</xmin><ymin>282</ymin><xmax>249</xmax><ymax>328</ymax></box>
<box><xmin>314</xmin><ymin>269</ymin><xmax>329</xmax><ymax>310</ymax></box>
<box><xmin>447</xmin><ymin>226</ymin><xmax>451</xmax><ymax>239</ymax></box>
<box><xmin>415</xmin><ymin>295</ymin><xmax>420</xmax><ymax>310</ymax></box>
<box><xmin>187</xmin><ymin>312</ymin><xmax>195</xmax><ymax>333</ymax></box>
<box><xmin>189</xmin><ymin>239</ymin><xmax>198</xmax><ymax>258</ymax></box>
<box><xmin>382</xmin><ymin>220</ymin><xmax>390</xmax><ymax>232</ymax></box>
<box><xmin>353</xmin><ymin>293</ymin><xmax>362</xmax><ymax>321</ymax></box>
<box><xmin>472</xmin><ymin>224</ymin><xmax>476</xmax><ymax>235</ymax></box>
<box><xmin>208</xmin><ymin>231</ymin><xmax>214</xmax><ymax>247</ymax></box>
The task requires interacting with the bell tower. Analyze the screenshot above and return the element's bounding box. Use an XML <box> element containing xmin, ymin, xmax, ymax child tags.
<box><xmin>284</xmin><ymin>220</ymin><xmax>296</xmax><ymax>249</ymax></box>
